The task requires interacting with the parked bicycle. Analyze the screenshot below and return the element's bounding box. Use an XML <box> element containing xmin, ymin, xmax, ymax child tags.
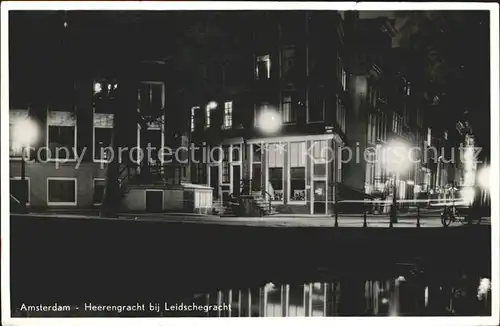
<box><xmin>441</xmin><ymin>205</ymin><xmax>481</xmax><ymax>227</ymax></box>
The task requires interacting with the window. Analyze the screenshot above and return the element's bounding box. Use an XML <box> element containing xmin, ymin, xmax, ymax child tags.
<box><xmin>392</xmin><ymin>112</ymin><xmax>403</xmax><ymax>135</ymax></box>
<box><xmin>288</xmin><ymin>284</ymin><xmax>306</xmax><ymax>317</ymax></box>
<box><xmin>336</xmin><ymin>96</ymin><xmax>346</xmax><ymax>133</ymax></box>
<box><xmin>311</xmin><ymin>140</ymin><xmax>328</xmax><ymax>161</ymax></box>
<box><xmin>290</xmin><ymin>142</ymin><xmax>306</xmax><ymax>202</ymax></box>
<box><xmin>342</xmin><ymin>68</ymin><xmax>347</xmax><ymax>91</ymax></box>
<box><xmin>311</xmin><ymin>283</ymin><xmax>327</xmax><ymax>316</ymax></box>
<box><xmin>93</xmin><ymin>179</ymin><xmax>105</xmax><ymax>205</ymax></box>
<box><xmin>252</xmin><ymin>144</ymin><xmax>262</xmax><ymax>163</ymax></box>
<box><xmin>48</xmin><ymin>125</ymin><xmax>76</xmax><ymax>160</ymax></box>
<box><xmin>47</xmin><ymin>178</ymin><xmax>76</xmax><ymax>206</ymax></box>
<box><xmin>405</xmin><ymin>82</ymin><xmax>411</xmax><ymax>96</ymax></box>
<box><xmin>281</xmin><ymin>95</ymin><xmax>296</xmax><ymax>124</ymax></box>
<box><xmin>266</xmin><ymin>284</ymin><xmax>283</xmax><ymax>317</ymax></box>
<box><xmin>93</xmin><ymin>80</ymin><xmax>118</xmax><ymax>114</ymax></box>
<box><xmin>256</xmin><ymin>54</ymin><xmax>271</xmax><ymax>80</ymax></box>
<box><xmin>223</xmin><ymin>101</ymin><xmax>233</xmax><ymax>129</ymax></box>
<box><xmin>190</xmin><ymin>106</ymin><xmax>199</xmax><ymax>132</ymax></box>
<box><xmin>282</xmin><ymin>46</ymin><xmax>296</xmax><ymax>79</ymax></box>
<box><xmin>10</xmin><ymin>177</ymin><xmax>30</xmax><ymax>205</ymax></box>
<box><xmin>337</xmin><ymin>56</ymin><xmax>347</xmax><ymax>91</ymax></box>
<box><xmin>138</xmin><ymin>82</ymin><xmax>164</xmax><ymax>117</ymax></box>
<box><xmin>308</xmin><ymin>89</ymin><xmax>325</xmax><ymax>123</ymax></box>
<box><xmin>206</xmin><ymin>101</ymin><xmax>218</xmax><ymax>128</ymax></box>
<box><xmin>222</xmin><ymin>162</ymin><xmax>230</xmax><ymax>184</ymax></box>
<box><xmin>267</xmin><ymin>143</ymin><xmax>285</xmax><ymax>201</ymax></box>
<box><xmin>231</xmin><ymin>144</ymin><xmax>242</xmax><ymax>162</ymax></box>
<box><xmin>94</xmin><ymin>127</ymin><xmax>113</xmax><ymax>161</ymax></box>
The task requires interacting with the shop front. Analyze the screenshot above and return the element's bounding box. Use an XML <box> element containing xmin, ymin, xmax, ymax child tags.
<box><xmin>206</xmin><ymin>134</ymin><xmax>341</xmax><ymax>215</ymax></box>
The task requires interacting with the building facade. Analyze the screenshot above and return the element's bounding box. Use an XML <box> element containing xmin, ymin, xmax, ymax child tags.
<box><xmin>188</xmin><ymin>11</ymin><xmax>348</xmax><ymax>215</ymax></box>
<box><xmin>8</xmin><ymin>61</ymin><xmax>185</xmax><ymax>211</ymax></box>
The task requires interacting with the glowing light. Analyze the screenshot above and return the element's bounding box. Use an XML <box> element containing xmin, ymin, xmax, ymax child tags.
<box><xmin>477</xmin><ymin>166</ymin><xmax>490</xmax><ymax>191</ymax></box>
<box><xmin>384</xmin><ymin>139</ymin><xmax>411</xmax><ymax>174</ymax></box>
<box><xmin>257</xmin><ymin>109</ymin><xmax>282</xmax><ymax>135</ymax></box>
<box><xmin>424</xmin><ymin>286</ymin><xmax>429</xmax><ymax>307</ymax></box>
<box><xmin>207</xmin><ymin>101</ymin><xmax>218</xmax><ymax>110</ymax></box>
<box><xmin>12</xmin><ymin>117</ymin><xmax>40</xmax><ymax>152</ymax></box>
<box><xmin>94</xmin><ymin>82</ymin><xmax>102</xmax><ymax>94</ymax></box>
<box><xmin>477</xmin><ymin>278</ymin><xmax>491</xmax><ymax>300</ymax></box>
<box><xmin>460</xmin><ymin>187</ymin><xmax>475</xmax><ymax>205</ymax></box>
<box><xmin>264</xmin><ymin>282</ymin><xmax>275</xmax><ymax>291</ymax></box>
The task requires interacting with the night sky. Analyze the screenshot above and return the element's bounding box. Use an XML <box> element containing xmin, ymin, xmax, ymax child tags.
<box><xmin>8</xmin><ymin>10</ymin><xmax>491</xmax><ymax>152</ymax></box>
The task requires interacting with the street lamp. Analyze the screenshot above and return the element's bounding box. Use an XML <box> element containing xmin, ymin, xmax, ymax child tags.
<box><xmin>12</xmin><ymin>117</ymin><xmax>40</xmax><ymax>211</ymax></box>
<box><xmin>384</xmin><ymin>139</ymin><xmax>411</xmax><ymax>226</ymax></box>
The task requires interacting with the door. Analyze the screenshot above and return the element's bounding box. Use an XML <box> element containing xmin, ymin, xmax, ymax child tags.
<box><xmin>313</xmin><ymin>180</ymin><xmax>327</xmax><ymax>215</ymax></box>
<box><xmin>210</xmin><ymin>166</ymin><xmax>220</xmax><ymax>199</ymax></box>
<box><xmin>232</xmin><ymin>165</ymin><xmax>241</xmax><ymax>197</ymax></box>
<box><xmin>146</xmin><ymin>190</ymin><xmax>163</xmax><ymax>213</ymax></box>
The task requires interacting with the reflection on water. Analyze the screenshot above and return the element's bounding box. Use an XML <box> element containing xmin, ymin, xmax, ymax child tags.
<box><xmin>176</xmin><ymin>275</ymin><xmax>492</xmax><ymax>317</ymax></box>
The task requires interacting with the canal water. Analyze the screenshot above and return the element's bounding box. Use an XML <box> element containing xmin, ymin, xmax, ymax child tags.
<box><xmin>9</xmin><ymin>215</ymin><xmax>493</xmax><ymax>317</ymax></box>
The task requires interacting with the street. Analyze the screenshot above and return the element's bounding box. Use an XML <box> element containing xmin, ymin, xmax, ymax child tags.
<box><xmin>14</xmin><ymin>211</ymin><xmax>491</xmax><ymax>228</ymax></box>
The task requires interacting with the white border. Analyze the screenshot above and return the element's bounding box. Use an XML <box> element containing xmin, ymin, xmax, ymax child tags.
<box><xmin>46</xmin><ymin>177</ymin><xmax>78</xmax><ymax>206</ymax></box>
<box><xmin>1</xmin><ymin>2</ymin><xmax>499</xmax><ymax>326</ymax></box>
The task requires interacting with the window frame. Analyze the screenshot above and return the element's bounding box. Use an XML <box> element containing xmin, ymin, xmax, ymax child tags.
<box><xmin>223</xmin><ymin>101</ymin><xmax>233</xmax><ymax>130</ymax></box>
<box><xmin>256</xmin><ymin>54</ymin><xmax>271</xmax><ymax>80</ymax></box>
<box><xmin>93</xmin><ymin>178</ymin><xmax>106</xmax><ymax>206</ymax></box>
<box><xmin>288</xmin><ymin>141</ymin><xmax>307</xmax><ymax>204</ymax></box>
<box><xmin>307</xmin><ymin>88</ymin><xmax>325</xmax><ymax>124</ymax></box>
<box><xmin>46</xmin><ymin>123</ymin><xmax>78</xmax><ymax>163</ymax></box>
<box><xmin>10</xmin><ymin>176</ymin><xmax>31</xmax><ymax>206</ymax></box>
<box><xmin>46</xmin><ymin>177</ymin><xmax>77</xmax><ymax>206</ymax></box>
<box><xmin>266</xmin><ymin>143</ymin><xmax>286</xmax><ymax>203</ymax></box>
<box><xmin>281</xmin><ymin>94</ymin><xmax>296</xmax><ymax>124</ymax></box>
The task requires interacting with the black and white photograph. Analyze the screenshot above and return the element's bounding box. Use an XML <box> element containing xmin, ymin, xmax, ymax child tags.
<box><xmin>1</xmin><ymin>1</ymin><xmax>499</xmax><ymax>325</ymax></box>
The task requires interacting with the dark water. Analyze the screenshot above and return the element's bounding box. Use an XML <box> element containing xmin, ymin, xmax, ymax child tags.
<box><xmin>10</xmin><ymin>215</ymin><xmax>492</xmax><ymax>317</ymax></box>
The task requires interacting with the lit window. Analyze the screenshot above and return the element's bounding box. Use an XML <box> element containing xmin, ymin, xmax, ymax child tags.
<box><xmin>256</xmin><ymin>55</ymin><xmax>271</xmax><ymax>80</ymax></box>
<box><xmin>223</xmin><ymin>101</ymin><xmax>233</xmax><ymax>129</ymax></box>
<box><xmin>336</xmin><ymin>96</ymin><xmax>346</xmax><ymax>133</ymax></box>
<box><xmin>290</xmin><ymin>142</ymin><xmax>306</xmax><ymax>202</ymax></box>
<box><xmin>190</xmin><ymin>106</ymin><xmax>199</xmax><ymax>132</ymax></box>
<box><xmin>267</xmin><ymin>143</ymin><xmax>284</xmax><ymax>201</ymax></box>
<box><xmin>206</xmin><ymin>101</ymin><xmax>217</xmax><ymax>128</ymax></box>
<box><xmin>282</xmin><ymin>95</ymin><xmax>295</xmax><ymax>123</ymax></box>
<box><xmin>342</xmin><ymin>68</ymin><xmax>347</xmax><ymax>91</ymax></box>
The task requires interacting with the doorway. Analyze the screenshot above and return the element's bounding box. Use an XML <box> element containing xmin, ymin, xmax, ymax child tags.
<box><xmin>232</xmin><ymin>165</ymin><xmax>241</xmax><ymax>197</ymax></box>
<box><xmin>312</xmin><ymin>180</ymin><xmax>327</xmax><ymax>215</ymax></box>
<box><xmin>210</xmin><ymin>166</ymin><xmax>220</xmax><ymax>199</ymax></box>
<box><xmin>146</xmin><ymin>190</ymin><xmax>163</xmax><ymax>213</ymax></box>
